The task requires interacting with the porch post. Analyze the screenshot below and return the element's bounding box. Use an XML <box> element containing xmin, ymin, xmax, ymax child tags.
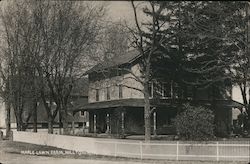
<box><xmin>106</xmin><ymin>113</ymin><xmax>110</xmax><ymax>134</ymax></box>
<box><xmin>153</xmin><ymin>111</ymin><xmax>157</xmax><ymax>136</ymax></box>
<box><xmin>94</xmin><ymin>114</ymin><xmax>97</xmax><ymax>134</ymax></box>
<box><xmin>82</xmin><ymin>122</ymin><xmax>85</xmax><ymax>135</ymax></box>
<box><xmin>72</xmin><ymin>121</ymin><xmax>75</xmax><ymax>135</ymax></box>
<box><xmin>121</xmin><ymin>112</ymin><xmax>125</xmax><ymax>136</ymax></box>
<box><xmin>110</xmin><ymin>114</ymin><xmax>112</xmax><ymax>133</ymax></box>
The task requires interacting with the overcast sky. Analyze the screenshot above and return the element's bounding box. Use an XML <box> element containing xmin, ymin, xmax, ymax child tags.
<box><xmin>105</xmin><ymin>1</ymin><xmax>133</xmax><ymax>21</ymax></box>
<box><xmin>103</xmin><ymin>1</ymin><xmax>147</xmax><ymax>25</ymax></box>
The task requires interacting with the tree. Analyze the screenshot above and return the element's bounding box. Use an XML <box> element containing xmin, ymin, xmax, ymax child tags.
<box><xmin>180</xmin><ymin>2</ymin><xmax>250</xmax><ymax>130</ymax></box>
<box><xmin>100</xmin><ymin>21</ymin><xmax>130</xmax><ymax>60</ymax></box>
<box><xmin>0</xmin><ymin>0</ymin><xmax>106</xmax><ymax>134</ymax></box>
<box><xmin>32</xmin><ymin>1</ymin><xmax>105</xmax><ymax>134</ymax></box>
<box><xmin>127</xmin><ymin>1</ymin><xmax>168</xmax><ymax>141</ymax></box>
<box><xmin>0</xmin><ymin>0</ymin><xmax>40</xmax><ymax>131</ymax></box>
<box><xmin>137</xmin><ymin>1</ymin><xmax>249</xmax><ymax>137</ymax></box>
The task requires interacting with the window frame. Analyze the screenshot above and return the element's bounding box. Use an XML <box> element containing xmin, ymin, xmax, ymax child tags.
<box><xmin>119</xmin><ymin>84</ymin><xmax>123</xmax><ymax>99</ymax></box>
<box><xmin>107</xmin><ymin>86</ymin><xmax>110</xmax><ymax>100</ymax></box>
<box><xmin>96</xmin><ymin>89</ymin><xmax>99</xmax><ymax>101</ymax></box>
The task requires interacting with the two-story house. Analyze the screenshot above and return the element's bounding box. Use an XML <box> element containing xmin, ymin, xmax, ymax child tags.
<box><xmin>76</xmin><ymin>49</ymin><xmax>244</xmax><ymax>136</ymax></box>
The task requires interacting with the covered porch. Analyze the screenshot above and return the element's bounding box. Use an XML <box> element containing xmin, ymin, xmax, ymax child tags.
<box><xmin>74</xmin><ymin>98</ymin><xmax>244</xmax><ymax>137</ymax></box>
<box><xmin>74</xmin><ymin>98</ymin><xmax>177</xmax><ymax>137</ymax></box>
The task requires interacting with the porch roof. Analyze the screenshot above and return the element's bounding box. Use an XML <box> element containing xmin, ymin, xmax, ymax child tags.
<box><xmin>74</xmin><ymin>99</ymin><xmax>145</xmax><ymax>112</ymax></box>
<box><xmin>215</xmin><ymin>99</ymin><xmax>244</xmax><ymax>108</ymax></box>
<box><xmin>73</xmin><ymin>98</ymin><xmax>244</xmax><ymax>112</ymax></box>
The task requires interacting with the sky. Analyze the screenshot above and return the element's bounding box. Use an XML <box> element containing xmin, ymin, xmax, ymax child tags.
<box><xmin>102</xmin><ymin>1</ymin><xmax>147</xmax><ymax>26</ymax></box>
<box><xmin>105</xmin><ymin>1</ymin><xmax>134</xmax><ymax>22</ymax></box>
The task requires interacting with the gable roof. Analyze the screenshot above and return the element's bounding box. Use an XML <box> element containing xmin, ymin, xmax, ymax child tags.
<box><xmin>86</xmin><ymin>49</ymin><xmax>141</xmax><ymax>74</ymax></box>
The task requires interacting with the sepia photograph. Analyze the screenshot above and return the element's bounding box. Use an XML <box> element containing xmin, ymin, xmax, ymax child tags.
<box><xmin>0</xmin><ymin>0</ymin><xmax>249</xmax><ymax>164</ymax></box>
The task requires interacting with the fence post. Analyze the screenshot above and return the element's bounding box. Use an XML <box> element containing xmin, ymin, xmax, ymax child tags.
<box><xmin>115</xmin><ymin>141</ymin><xmax>117</xmax><ymax>157</ymax></box>
<box><xmin>248</xmin><ymin>141</ymin><xmax>250</xmax><ymax>163</ymax></box>
<box><xmin>176</xmin><ymin>141</ymin><xmax>179</xmax><ymax>161</ymax></box>
<box><xmin>216</xmin><ymin>142</ymin><xmax>219</xmax><ymax>161</ymax></box>
<box><xmin>140</xmin><ymin>141</ymin><xmax>143</xmax><ymax>160</ymax></box>
<box><xmin>94</xmin><ymin>114</ymin><xmax>97</xmax><ymax>134</ymax></box>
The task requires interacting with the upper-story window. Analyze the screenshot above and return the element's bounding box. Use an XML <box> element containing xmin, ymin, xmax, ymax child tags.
<box><xmin>80</xmin><ymin>111</ymin><xmax>85</xmax><ymax>117</ymax></box>
<box><xmin>119</xmin><ymin>85</ymin><xmax>123</xmax><ymax>99</ymax></box>
<box><xmin>154</xmin><ymin>81</ymin><xmax>163</xmax><ymax>97</ymax></box>
<box><xmin>106</xmin><ymin>87</ymin><xmax>110</xmax><ymax>100</ymax></box>
<box><xmin>96</xmin><ymin>89</ymin><xmax>99</xmax><ymax>101</ymax></box>
<box><xmin>153</xmin><ymin>81</ymin><xmax>172</xmax><ymax>98</ymax></box>
<box><xmin>164</xmin><ymin>82</ymin><xmax>172</xmax><ymax>98</ymax></box>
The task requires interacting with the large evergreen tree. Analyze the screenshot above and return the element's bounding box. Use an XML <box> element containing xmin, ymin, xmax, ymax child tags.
<box><xmin>141</xmin><ymin>1</ymin><xmax>249</xmax><ymax>135</ymax></box>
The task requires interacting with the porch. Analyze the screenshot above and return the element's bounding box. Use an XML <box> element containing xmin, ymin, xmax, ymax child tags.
<box><xmin>74</xmin><ymin>98</ymin><xmax>244</xmax><ymax>137</ymax></box>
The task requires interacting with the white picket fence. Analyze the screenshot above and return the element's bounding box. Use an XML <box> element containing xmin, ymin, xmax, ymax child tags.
<box><xmin>95</xmin><ymin>140</ymin><xmax>250</xmax><ymax>161</ymax></box>
<box><xmin>13</xmin><ymin>131</ymin><xmax>250</xmax><ymax>162</ymax></box>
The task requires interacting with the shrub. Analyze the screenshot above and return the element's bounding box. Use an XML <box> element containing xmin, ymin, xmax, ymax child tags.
<box><xmin>174</xmin><ymin>104</ymin><xmax>215</xmax><ymax>140</ymax></box>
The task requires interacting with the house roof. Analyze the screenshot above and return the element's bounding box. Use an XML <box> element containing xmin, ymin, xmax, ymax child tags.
<box><xmin>86</xmin><ymin>49</ymin><xmax>141</xmax><ymax>74</ymax></box>
<box><xmin>70</xmin><ymin>77</ymin><xmax>88</xmax><ymax>97</ymax></box>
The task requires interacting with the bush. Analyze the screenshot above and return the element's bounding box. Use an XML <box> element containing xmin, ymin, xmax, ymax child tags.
<box><xmin>174</xmin><ymin>104</ymin><xmax>215</xmax><ymax>140</ymax></box>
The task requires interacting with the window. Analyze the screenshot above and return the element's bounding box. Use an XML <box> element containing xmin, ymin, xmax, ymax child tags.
<box><xmin>163</xmin><ymin>82</ymin><xmax>172</xmax><ymax>98</ymax></box>
<box><xmin>153</xmin><ymin>81</ymin><xmax>172</xmax><ymax>98</ymax></box>
<box><xmin>96</xmin><ymin>89</ymin><xmax>99</xmax><ymax>101</ymax></box>
<box><xmin>80</xmin><ymin>111</ymin><xmax>84</xmax><ymax>117</ymax></box>
<box><xmin>154</xmin><ymin>81</ymin><xmax>163</xmax><ymax>97</ymax></box>
<box><xmin>107</xmin><ymin>87</ymin><xmax>110</xmax><ymax>100</ymax></box>
<box><xmin>119</xmin><ymin>85</ymin><xmax>123</xmax><ymax>98</ymax></box>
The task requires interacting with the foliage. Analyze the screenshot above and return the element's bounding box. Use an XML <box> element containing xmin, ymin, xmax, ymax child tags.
<box><xmin>100</xmin><ymin>22</ymin><xmax>130</xmax><ymax>60</ymax></box>
<box><xmin>175</xmin><ymin>104</ymin><xmax>215</xmax><ymax>140</ymax></box>
<box><xmin>0</xmin><ymin>0</ymin><xmax>41</xmax><ymax>131</ymax></box>
<box><xmin>142</xmin><ymin>1</ymin><xmax>249</xmax><ymax>136</ymax></box>
<box><xmin>0</xmin><ymin>0</ymin><xmax>106</xmax><ymax>133</ymax></box>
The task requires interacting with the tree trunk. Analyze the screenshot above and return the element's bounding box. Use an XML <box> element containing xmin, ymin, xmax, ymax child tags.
<box><xmin>62</xmin><ymin>104</ymin><xmax>69</xmax><ymax>135</ymax></box>
<box><xmin>48</xmin><ymin>116</ymin><xmax>54</xmax><ymax>134</ymax></box>
<box><xmin>33</xmin><ymin>101</ymin><xmax>37</xmax><ymax>133</ymax></box>
<box><xmin>59</xmin><ymin>110</ymin><xmax>62</xmax><ymax>135</ymax></box>
<box><xmin>5</xmin><ymin>102</ymin><xmax>11</xmax><ymax>138</ymax></box>
<box><xmin>63</xmin><ymin>122</ymin><xmax>69</xmax><ymax>135</ymax></box>
<box><xmin>144</xmin><ymin>82</ymin><xmax>151</xmax><ymax>142</ymax></box>
<box><xmin>16</xmin><ymin>110</ymin><xmax>23</xmax><ymax>131</ymax></box>
<box><xmin>16</xmin><ymin>122</ymin><xmax>22</xmax><ymax>131</ymax></box>
<box><xmin>62</xmin><ymin>112</ymin><xmax>69</xmax><ymax>135</ymax></box>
